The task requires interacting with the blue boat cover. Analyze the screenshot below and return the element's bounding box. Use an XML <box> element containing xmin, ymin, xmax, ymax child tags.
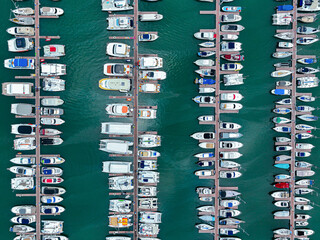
<box><xmin>227</xmin><ymin>230</ymin><xmax>233</xmax><ymax>235</ymax></box>
<box><xmin>42</xmin><ymin>158</ymin><xmax>51</xmax><ymax>164</ymax></box>
<box><xmin>16</xmin><ymin>38</ymin><xmax>26</xmax><ymax>48</ymax></box>
<box><xmin>283</xmin><ymin>127</ymin><xmax>290</xmax><ymax>132</ymax></box>
<box><xmin>305</xmin><ymin>58</ymin><xmax>314</xmax><ymax>64</ymax></box>
<box><xmin>202</xmin><ymin>78</ymin><xmax>216</xmax><ymax>85</ymax></box>
<box><xmin>43</xmin><ymin>169</ymin><xmax>53</xmax><ymax>175</ymax></box>
<box><xmin>14</xmin><ymin>59</ymin><xmax>28</xmax><ymax>67</ymax></box>
<box><xmin>44</xmin><ymin>209</ymin><xmax>52</xmax><ymax>214</ymax></box>
<box><xmin>277</xmin><ymin>5</ymin><xmax>293</xmax><ymax>11</ymax></box>
<box><xmin>274</xmin><ymin>89</ymin><xmax>285</xmax><ymax>95</ymax></box>
<box><xmin>142</xmin><ymin>34</ymin><xmax>150</xmax><ymax>39</ymax></box>
<box><xmin>227</xmin><ymin>203</ymin><xmax>233</xmax><ymax>207</ymax></box>
<box><xmin>21</xmin><ymin>219</ymin><xmax>30</xmax><ymax>224</ymax></box>
<box><xmin>275</xmin><ymin>164</ymin><xmax>290</xmax><ymax>169</ymax></box>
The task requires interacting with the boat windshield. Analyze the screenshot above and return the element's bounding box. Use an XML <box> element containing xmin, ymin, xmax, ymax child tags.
<box><xmin>228</xmin><ymin>25</ymin><xmax>237</xmax><ymax>30</ymax></box>
<box><xmin>16</xmin><ymin>38</ymin><xmax>26</xmax><ymax>48</ymax></box>
<box><xmin>18</xmin><ymin>126</ymin><xmax>33</xmax><ymax>134</ymax></box>
<box><xmin>113</xmin><ymin>64</ymin><xmax>125</xmax><ymax>74</ymax></box>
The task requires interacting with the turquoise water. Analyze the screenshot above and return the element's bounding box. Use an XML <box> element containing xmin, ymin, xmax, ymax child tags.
<box><xmin>0</xmin><ymin>0</ymin><xmax>320</xmax><ymax>239</ymax></box>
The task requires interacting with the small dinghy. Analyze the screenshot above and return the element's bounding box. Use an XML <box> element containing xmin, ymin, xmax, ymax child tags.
<box><xmin>197</xmin><ymin>205</ymin><xmax>215</xmax><ymax>213</ymax></box>
<box><xmin>297</xmin><ymin>26</ymin><xmax>320</xmax><ymax>35</ymax></box>
<box><xmin>272</xmin><ymin>117</ymin><xmax>290</xmax><ymax>124</ymax></box>
<box><xmin>198</xmin><ymin>51</ymin><xmax>215</xmax><ymax>57</ymax></box>
<box><xmin>195</xmin><ymin>69</ymin><xmax>215</xmax><ymax>76</ymax></box>
<box><xmin>194</xmin><ymin>59</ymin><xmax>214</xmax><ymax>66</ymax></box>
<box><xmin>298</xmin><ymin>114</ymin><xmax>318</xmax><ymax>121</ymax></box>
<box><xmin>276</xmin><ymin>81</ymin><xmax>292</xmax><ymax>87</ymax></box>
<box><xmin>297</xmin><ymin>95</ymin><xmax>316</xmax><ymax>102</ymax></box>
<box><xmin>221</xmin><ymin>54</ymin><xmax>244</xmax><ymax>61</ymax></box>
<box><xmin>278</xmin><ymin>42</ymin><xmax>293</xmax><ymax>48</ymax></box>
<box><xmin>297</xmin><ymin>66</ymin><xmax>320</xmax><ymax>74</ymax></box>
<box><xmin>276</xmin><ymin>98</ymin><xmax>291</xmax><ymax>105</ymax></box>
<box><xmin>273</xmin><ymin>126</ymin><xmax>291</xmax><ymax>133</ymax></box>
<box><xmin>221</xmin><ymin>34</ymin><xmax>239</xmax><ymax>40</ymax></box>
<box><xmin>273</xmin><ymin>108</ymin><xmax>291</xmax><ymax>114</ymax></box>
<box><xmin>297</xmin><ymin>37</ymin><xmax>319</xmax><ymax>45</ymax></box>
<box><xmin>271</xmin><ymin>70</ymin><xmax>292</xmax><ymax>77</ymax></box>
<box><xmin>274</xmin><ymin>32</ymin><xmax>294</xmax><ymax>40</ymax></box>
<box><xmin>296</xmin><ymin>152</ymin><xmax>311</xmax><ymax>157</ymax></box>
<box><xmin>199</xmin><ymin>42</ymin><xmax>215</xmax><ymax>48</ymax></box>
<box><xmin>296</xmin><ymin>133</ymin><xmax>313</xmax><ymax>139</ymax></box>
<box><xmin>272</xmin><ymin>51</ymin><xmax>292</xmax><ymax>58</ymax></box>
<box><xmin>297</xmin><ymin>57</ymin><xmax>317</xmax><ymax>65</ymax></box>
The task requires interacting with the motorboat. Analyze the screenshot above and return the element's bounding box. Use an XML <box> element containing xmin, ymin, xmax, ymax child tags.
<box><xmin>273</xmin><ymin>51</ymin><xmax>292</xmax><ymax>58</ymax></box>
<box><xmin>193</xmin><ymin>96</ymin><xmax>215</xmax><ymax>104</ymax></box>
<box><xmin>220</xmin><ymin>171</ymin><xmax>242</xmax><ymax>178</ymax></box>
<box><xmin>220</xmin><ymin>200</ymin><xmax>240</xmax><ymax>208</ymax></box>
<box><xmin>138</xmin><ymin>160</ymin><xmax>157</xmax><ymax>170</ymax></box>
<box><xmin>104</xmin><ymin>63</ymin><xmax>132</xmax><ymax>77</ymax></box>
<box><xmin>296</xmin><ymin>170</ymin><xmax>315</xmax><ymax>177</ymax></box>
<box><xmin>219</xmin><ymin>218</ymin><xmax>244</xmax><ymax>226</ymax></box>
<box><xmin>276</xmin><ymin>81</ymin><xmax>292</xmax><ymax>87</ymax></box>
<box><xmin>297</xmin><ymin>26</ymin><xmax>320</xmax><ymax>34</ymax></box>
<box><xmin>221</xmin><ymin>14</ymin><xmax>242</xmax><ymax>22</ymax></box>
<box><xmin>221</xmin><ymin>41</ymin><xmax>242</xmax><ymax>51</ymax></box>
<box><xmin>99</xmin><ymin>139</ymin><xmax>133</xmax><ymax>154</ymax></box>
<box><xmin>101</xmin><ymin>122</ymin><xmax>132</xmax><ymax>135</ymax></box>
<box><xmin>296</xmin><ymin>133</ymin><xmax>313</xmax><ymax>139</ymax></box>
<box><xmin>6</xmin><ymin>27</ymin><xmax>34</xmax><ymax>36</ymax></box>
<box><xmin>41</xmin><ymin>118</ymin><xmax>65</xmax><ymax>126</ymax></box>
<box><xmin>138</xmin><ymin>186</ymin><xmax>157</xmax><ymax>197</ymax></box>
<box><xmin>140</xmin><ymin>212</ymin><xmax>162</xmax><ymax>223</ymax></box>
<box><xmin>220</xmin><ymin>132</ymin><xmax>243</xmax><ymax>139</ymax></box>
<box><xmin>272</xmin><ymin>13</ymin><xmax>293</xmax><ymax>25</ymax></box>
<box><xmin>194</xmin><ymin>152</ymin><xmax>214</xmax><ymax>158</ymax></box>
<box><xmin>296</xmin><ymin>214</ymin><xmax>311</xmax><ymax>220</ymax></box>
<box><xmin>297</xmin><ymin>36</ymin><xmax>319</xmax><ymax>45</ymax></box>
<box><xmin>296</xmin><ymin>106</ymin><xmax>315</xmax><ymax>112</ymax></box>
<box><xmin>297</xmin><ymin>66</ymin><xmax>320</xmax><ymax>74</ymax></box>
<box><xmin>273</xmin><ymin>126</ymin><xmax>291</xmax><ymax>133</ymax></box>
<box><xmin>41</xmin><ymin>98</ymin><xmax>64</xmax><ymax>107</ymax></box>
<box><xmin>298</xmin><ymin>57</ymin><xmax>317</xmax><ymax>65</ymax></box>
<box><xmin>9</xmin><ymin>225</ymin><xmax>35</xmax><ymax>233</ymax></box>
<box><xmin>103</xmin><ymin>161</ymin><xmax>132</xmax><ymax>173</ymax></box>
<box><xmin>199</xmin><ymin>215</ymin><xmax>215</xmax><ymax>222</ymax></box>
<box><xmin>221</xmin><ymin>24</ymin><xmax>244</xmax><ymax>32</ymax></box>
<box><xmin>296</xmin><ymin>152</ymin><xmax>311</xmax><ymax>157</ymax></box>
<box><xmin>42</xmin><ymin>78</ymin><xmax>65</xmax><ymax>92</ymax></box>
<box><xmin>275</xmin><ymin>174</ymin><xmax>290</xmax><ymax>180</ymax></box>
<box><xmin>295</xmin><ymin>188</ymin><xmax>314</xmax><ymax>195</ymax></box>
<box><xmin>278</xmin><ymin>42</ymin><xmax>293</xmax><ymax>48</ymax></box>
<box><xmin>106</xmin><ymin>104</ymin><xmax>132</xmax><ymax>116</ymax></box>
<box><xmin>138</xmin><ymin>33</ymin><xmax>159</xmax><ymax>42</ymax></box>
<box><xmin>106</xmin><ymin>42</ymin><xmax>130</xmax><ymax>57</ymax></box>
<box><xmin>219</xmin><ymin>152</ymin><xmax>242</xmax><ymax>159</ymax></box>
<box><xmin>221</xmin><ymin>63</ymin><xmax>243</xmax><ymax>71</ymax></box>
<box><xmin>138</xmin><ymin>224</ymin><xmax>159</xmax><ymax>236</ymax></box>
<box><xmin>139</xmin><ymin>83</ymin><xmax>160</xmax><ymax>93</ymax></box>
<box><xmin>43</xmin><ymin>45</ymin><xmax>65</xmax><ymax>57</ymax></box>
<box><xmin>197</xmin><ymin>205</ymin><xmax>214</xmax><ymax>213</ymax></box>
<box><xmin>220</xmin><ymin>93</ymin><xmax>243</xmax><ymax>102</ymax></box>
<box><xmin>40</xmin><ymin>107</ymin><xmax>63</xmax><ymax>116</ymax></box>
<box><xmin>12</xmin><ymin>8</ymin><xmax>34</xmax><ymax>15</ymax></box>
<box><xmin>139</xmin><ymin>70</ymin><xmax>166</xmax><ymax>80</ymax></box>
<box><xmin>138</xmin><ymin>198</ymin><xmax>158</xmax><ymax>210</ymax></box>
<box><xmin>190</xmin><ymin>132</ymin><xmax>215</xmax><ymax>140</ymax></box>
<box><xmin>107</xmin><ymin>17</ymin><xmax>133</xmax><ymax>30</ymax></box>
<box><xmin>220</xmin><ymin>190</ymin><xmax>241</xmax><ymax>198</ymax></box>
<box><xmin>271</xmin><ymin>70</ymin><xmax>292</xmax><ymax>77</ymax></box>
<box><xmin>221</xmin><ymin>54</ymin><xmax>244</xmax><ymax>61</ymax></box>
<box><xmin>276</xmin><ymin>145</ymin><xmax>292</xmax><ymax>151</ymax></box>
<box><xmin>294</xmin><ymin>229</ymin><xmax>314</xmax><ymax>236</ymax></box>
<box><xmin>222</xmin><ymin>6</ymin><xmax>242</xmax><ymax>12</ymax></box>
<box><xmin>271</xmin><ymin>89</ymin><xmax>291</xmax><ymax>95</ymax></box>
<box><xmin>198</xmin><ymin>115</ymin><xmax>214</xmax><ymax>122</ymax></box>
<box><xmin>139</xmin><ymin>57</ymin><xmax>163</xmax><ymax>69</ymax></box>
<box><xmin>194</xmin><ymin>59</ymin><xmax>214</xmax><ymax>66</ymax></box>
<box><xmin>199</xmin><ymin>142</ymin><xmax>215</xmax><ymax>149</ymax></box>
<box><xmin>296</xmin><ymin>222</ymin><xmax>309</xmax><ymax>227</ymax></box>
<box><xmin>4</xmin><ymin>58</ymin><xmax>34</xmax><ymax>70</ymax></box>
<box><xmin>273</xmin><ymin>229</ymin><xmax>291</xmax><ymax>236</ymax></box>
<box><xmin>197</xmin><ymin>161</ymin><xmax>214</xmax><ymax>167</ymax></box>
<box><xmin>41</xmin><ymin>220</ymin><xmax>64</xmax><ymax>234</ymax></box>
<box><xmin>40</xmin><ymin>7</ymin><xmax>64</xmax><ymax>16</ymax></box>
<box><xmin>41</xmin><ymin>205</ymin><xmax>65</xmax><ymax>214</ymax></box>
<box><xmin>10</xmin><ymin>157</ymin><xmax>35</xmax><ymax>165</ymax></box>
<box><xmin>11</xmin><ymin>205</ymin><xmax>36</xmax><ymax>215</ymax></box>
<box><xmin>42</xmin><ymin>236</ymin><xmax>68</xmax><ymax>240</ymax></box>
<box><xmin>221</xmin><ymin>34</ymin><xmax>239</xmax><ymax>40</ymax></box>
<box><xmin>139</xmin><ymin>14</ymin><xmax>163</xmax><ymax>21</ymax></box>
<box><xmin>199</xmin><ymin>86</ymin><xmax>214</xmax><ymax>93</ymax></box>
<box><xmin>41</xmin><ymin>64</ymin><xmax>66</xmax><ymax>76</ymax></box>
<box><xmin>274</xmin><ymin>32</ymin><xmax>294</xmax><ymax>40</ymax></box>
<box><xmin>296</xmin><ymin>124</ymin><xmax>315</xmax><ymax>130</ymax></box>
<box><xmin>102</xmin><ymin>0</ymin><xmax>133</xmax><ymax>11</ymax></box>
<box><xmin>9</xmin><ymin>17</ymin><xmax>35</xmax><ymax>26</ymax></box>
<box><xmin>195</xmin><ymin>223</ymin><xmax>214</xmax><ymax>230</ymax></box>
<box><xmin>220</xmin><ymin>228</ymin><xmax>240</xmax><ymax>235</ymax></box>
<box><xmin>298</xmin><ymin>95</ymin><xmax>316</xmax><ymax>102</ymax></box>
<box><xmin>199</xmin><ymin>42</ymin><xmax>215</xmax><ymax>48</ymax></box>
<box><xmin>139</xmin><ymin>109</ymin><xmax>157</xmax><ymax>119</ymax></box>
<box><xmin>11</xmin><ymin>103</ymin><xmax>35</xmax><ymax>116</ymax></box>
<box><xmin>40</xmin><ymin>129</ymin><xmax>62</xmax><ymax>137</ymax></box>
<box><xmin>195</xmin><ymin>170</ymin><xmax>214</xmax><ymax>176</ymax></box>
<box><xmin>42</xmin><ymin>177</ymin><xmax>64</xmax><ymax>184</ymax></box>
<box><xmin>298</xmin><ymin>15</ymin><xmax>316</xmax><ymax>23</ymax></box>
<box><xmin>276</xmin><ymin>137</ymin><xmax>291</xmax><ymax>142</ymax></box>
<box><xmin>109</xmin><ymin>199</ymin><xmax>131</xmax><ymax>213</ymax></box>
<box><xmin>14</xmin><ymin>137</ymin><xmax>36</xmax><ymax>150</ymax></box>
<box><xmin>194</xmin><ymin>31</ymin><xmax>216</xmax><ymax>40</ymax></box>
<box><xmin>9</xmin><ymin>166</ymin><xmax>35</xmax><ymax>176</ymax></box>
<box><xmin>295</xmin><ymin>197</ymin><xmax>310</xmax><ymax>204</ymax></box>
<box><xmin>41</xmin><ymin>167</ymin><xmax>63</xmax><ymax>176</ymax></box>
<box><xmin>298</xmin><ymin>0</ymin><xmax>320</xmax><ymax>12</ymax></box>
<box><xmin>11</xmin><ymin>124</ymin><xmax>36</xmax><ymax>135</ymax></box>
<box><xmin>223</xmin><ymin>74</ymin><xmax>244</xmax><ymax>86</ymax></box>
<box><xmin>274</xmin><ymin>210</ymin><xmax>289</xmax><ymax>217</ymax></box>
<box><xmin>138</xmin><ymin>171</ymin><xmax>159</xmax><ymax>184</ymax></box>
<box><xmin>8</xmin><ymin>38</ymin><xmax>34</xmax><ymax>52</ymax></box>
<box><xmin>194</xmin><ymin>78</ymin><xmax>216</xmax><ymax>85</ymax></box>
<box><xmin>220</xmin><ymin>141</ymin><xmax>243</xmax><ymax>149</ymax></box>
<box><xmin>198</xmin><ymin>51</ymin><xmax>215</xmax><ymax>57</ymax></box>
<box><xmin>220</xmin><ymin>103</ymin><xmax>243</xmax><ymax>110</ymax></box>
<box><xmin>276</xmin><ymin>98</ymin><xmax>292</xmax><ymax>105</ymax></box>
<box><xmin>296</xmin><ymin>179</ymin><xmax>314</xmax><ymax>186</ymax></box>
<box><xmin>11</xmin><ymin>177</ymin><xmax>34</xmax><ymax>190</ymax></box>
<box><xmin>99</xmin><ymin>78</ymin><xmax>131</xmax><ymax>92</ymax></box>
<box><xmin>219</xmin><ymin>209</ymin><xmax>241</xmax><ymax>217</ymax></box>
<box><xmin>11</xmin><ymin>215</ymin><xmax>36</xmax><ymax>224</ymax></box>
<box><xmin>273</xmin><ymin>108</ymin><xmax>291</xmax><ymax>114</ymax></box>
<box><xmin>273</xmin><ymin>117</ymin><xmax>290</xmax><ymax>124</ymax></box>
<box><xmin>195</xmin><ymin>69</ymin><xmax>215</xmax><ymax>76</ymax></box>
<box><xmin>109</xmin><ymin>176</ymin><xmax>134</xmax><ymax>190</ymax></box>
<box><xmin>298</xmin><ymin>114</ymin><xmax>319</xmax><ymax>121</ymax></box>
<box><xmin>138</xmin><ymin>134</ymin><xmax>161</xmax><ymax>148</ymax></box>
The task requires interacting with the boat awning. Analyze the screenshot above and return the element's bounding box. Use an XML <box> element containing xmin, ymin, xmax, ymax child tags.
<box><xmin>14</xmin><ymin>58</ymin><xmax>28</xmax><ymax>67</ymax></box>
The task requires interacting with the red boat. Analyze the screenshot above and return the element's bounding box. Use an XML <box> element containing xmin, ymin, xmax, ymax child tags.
<box><xmin>42</xmin><ymin>177</ymin><xmax>64</xmax><ymax>184</ymax></box>
<box><xmin>274</xmin><ymin>182</ymin><xmax>290</xmax><ymax>189</ymax></box>
<box><xmin>221</xmin><ymin>54</ymin><xmax>245</xmax><ymax>62</ymax></box>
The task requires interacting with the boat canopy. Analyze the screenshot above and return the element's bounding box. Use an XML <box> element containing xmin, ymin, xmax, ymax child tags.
<box><xmin>14</xmin><ymin>59</ymin><xmax>28</xmax><ymax>67</ymax></box>
<box><xmin>16</xmin><ymin>38</ymin><xmax>26</xmax><ymax>48</ymax></box>
<box><xmin>278</xmin><ymin>5</ymin><xmax>294</xmax><ymax>11</ymax></box>
<box><xmin>18</xmin><ymin>126</ymin><xmax>33</xmax><ymax>134</ymax></box>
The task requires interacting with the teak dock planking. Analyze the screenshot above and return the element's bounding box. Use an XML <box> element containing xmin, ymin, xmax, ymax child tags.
<box><xmin>11</xmin><ymin>1</ymin><xmax>62</xmax><ymax>239</ymax></box>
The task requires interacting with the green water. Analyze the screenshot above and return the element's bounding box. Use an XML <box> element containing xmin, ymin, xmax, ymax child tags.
<box><xmin>1</xmin><ymin>0</ymin><xmax>320</xmax><ymax>239</ymax></box>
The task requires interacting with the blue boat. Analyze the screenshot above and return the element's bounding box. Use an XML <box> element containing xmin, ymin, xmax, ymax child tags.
<box><xmin>4</xmin><ymin>58</ymin><xmax>34</xmax><ymax>69</ymax></box>
<box><xmin>277</xmin><ymin>5</ymin><xmax>294</xmax><ymax>11</ymax></box>
<box><xmin>222</xmin><ymin>6</ymin><xmax>242</xmax><ymax>12</ymax></box>
<box><xmin>298</xmin><ymin>114</ymin><xmax>319</xmax><ymax>121</ymax></box>
<box><xmin>271</xmin><ymin>89</ymin><xmax>291</xmax><ymax>95</ymax></box>
<box><xmin>273</xmin><ymin>108</ymin><xmax>291</xmax><ymax>114</ymax></box>
<box><xmin>195</xmin><ymin>78</ymin><xmax>216</xmax><ymax>85</ymax></box>
<box><xmin>274</xmin><ymin>163</ymin><xmax>290</xmax><ymax>169</ymax></box>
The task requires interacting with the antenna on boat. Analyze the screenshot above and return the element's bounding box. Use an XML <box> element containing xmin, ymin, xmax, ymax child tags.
<box><xmin>10</xmin><ymin>0</ymin><xmax>18</xmax><ymax>9</ymax></box>
<box><xmin>239</xmin><ymin>225</ymin><xmax>250</xmax><ymax>236</ymax></box>
<box><xmin>312</xmin><ymin>201</ymin><xmax>320</xmax><ymax>207</ymax></box>
<box><xmin>237</xmin><ymin>196</ymin><xmax>247</xmax><ymax>204</ymax></box>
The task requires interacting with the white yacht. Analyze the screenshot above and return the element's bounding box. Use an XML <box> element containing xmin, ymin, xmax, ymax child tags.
<box><xmin>194</xmin><ymin>31</ymin><xmax>216</xmax><ymax>40</ymax></box>
<box><xmin>139</xmin><ymin>109</ymin><xmax>157</xmax><ymax>119</ymax></box>
<box><xmin>109</xmin><ymin>176</ymin><xmax>134</xmax><ymax>190</ymax></box>
<box><xmin>106</xmin><ymin>42</ymin><xmax>130</xmax><ymax>57</ymax></box>
<box><xmin>102</xmin><ymin>161</ymin><xmax>132</xmax><ymax>174</ymax></box>
<box><xmin>140</xmin><ymin>212</ymin><xmax>162</xmax><ymax>223</ymax></box>
<box><xmin>41</xmin><ymin>64</ymin><xmax>66</xmax><ymax>76</ymax></box>
<box><xmin>139</xmin><ymin>70</ymin><xmax>166</xmax><ymax>80</ymax></box>
<box><xmin>41</xmin><ymin>221</ymin><xmax>64</xmax><ymax>234</ymax></box>
<box><xmin>138</xmin><ymin>134</ymin><xmax>161</xmax><ymax>147</ymax></box>
<box><xmin>40</xmin><ymin>7</ymin><xmax>64</xmax><ymax>16</ymax></box>
<box><xmin>43</xmin><ymin>45</ymin><xmax>65</xmax><ymax>57</ymax></box>
<box><xmin>107</xmin><ymin>17</ymin><xmax>133</xmax><ymax>30</ymax></box>
<box><xmin>14</xmin><ymin>137</ymin><xmax>36</xmax><ymax>150</ymax></box>
<box><xmin>139</xmin><ymin>57</ymin><xmax>163</xmax><ymax>69</ymax></box>
<box><xmin>139</xmin><ymin>14</ymin><xmax>163</xmax><ymax>22</ymax></box>
<box><xmin>138</xmin><ymin>171</ymin><xmax>159</xmax><ymax>184</ymax></box>
<box><xmin>99</xmin><ymin>139</ymin><xmax>133</xmax><ymax>154</ymax></box>
<box><xmin>11</xmin><ymin>177</ymin><xmax>34</xmax><ymax>190</ymax></box>
<box><xmin>6</xmin><ymin>27</ymin><xmax>35</xmax><ymax>36</ymax></box>
<box><xmin>109</xmin><ymin>199</ymin><xmax>132</xmax><ymax>213</ymax></box>
<box><xmin>42</xmin><ymin>78</ymin><xmax>65</xmax><ymax>92</ymax></box>
<box><xmin>101</xmin><ymin>122</ymin><xmax>132</xmax><ymax>135</ymax></box>
<box><xmin>99</xmin><ymin>78</ymin><xmax>131</xmax><ymax>92</ymax></box>
<box><xmin>2</xmin><ymin>82</ymin><xmax>33</xmax><ymax>97</ymax></box>
<box><xmin>102</xmin><ymin>0</ymin><xmax>133</xmax><ymax>11</ymax></box>
<box><xmin>8</xmin><ymin>38</ymin><xmax>34</xmax><ymax>52</ymax></box>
